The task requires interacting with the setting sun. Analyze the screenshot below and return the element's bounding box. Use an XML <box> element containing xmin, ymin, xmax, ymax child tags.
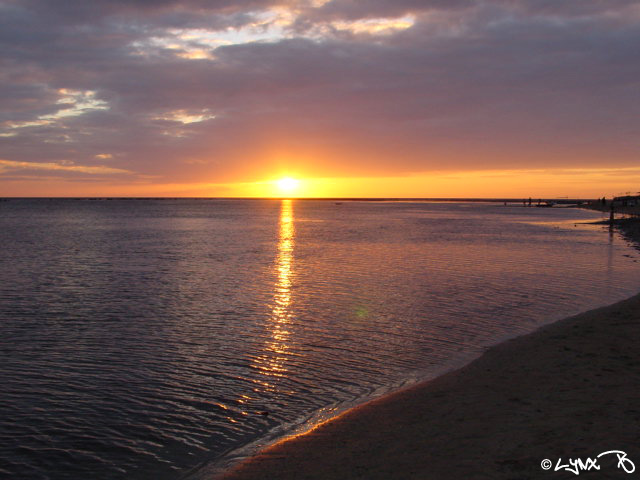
<box><xmin>277</xmin><ymin>177</ymin><xmax>300</xmax><ymax>194</ymax></box>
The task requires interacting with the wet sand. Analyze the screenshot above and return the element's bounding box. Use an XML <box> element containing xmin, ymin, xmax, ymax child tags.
<box><xmin>218</xmin><ymin>291</ymin><xmax>640</xmax><ymax>479</ymax></box>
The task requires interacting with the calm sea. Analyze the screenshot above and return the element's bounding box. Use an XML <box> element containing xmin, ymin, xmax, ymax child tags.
<box><xmin>1</xmin><ymin>199</ymin><xmax>639</xmax><ymax>479</ymax></box>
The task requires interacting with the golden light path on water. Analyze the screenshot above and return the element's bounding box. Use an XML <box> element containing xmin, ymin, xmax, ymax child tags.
<box><xmin>252</xmin><ymin>199</ymin><xmax>295</xmax><ymax>393</ymax></box>
<box><xmin>224</xmin><ymin>200</ymin><xmax>296</xmax><ymax>423</ymax></box>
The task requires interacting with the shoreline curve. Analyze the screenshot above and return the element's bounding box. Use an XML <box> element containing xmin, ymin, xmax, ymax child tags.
<box><xmin>214</xmin><ymin>291</ymin><xmax>640</xmax><ymax>479</ymax></box>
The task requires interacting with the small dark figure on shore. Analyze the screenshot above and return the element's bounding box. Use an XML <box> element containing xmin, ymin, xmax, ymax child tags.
<box><xmin>609</xmin><ymin>203</ymin><xmax>615</xmax><ymax>227</ymax></box>
<box><xmin>601</xmin><ymin>197</ymin><xmax>606</xmax><ymax>205</ymax></box>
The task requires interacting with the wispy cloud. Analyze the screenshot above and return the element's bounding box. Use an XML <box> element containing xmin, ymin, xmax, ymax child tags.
<box><xmin>0</xmin><ymin>159</ymin><xmax>132</xmax><ymax>175</ymax></box>
<box><xmin>2</xmin><ymin>90</ymin><xmax>109</xmax><ymax>131</ymax></box>
<box><xmin>152</xmin><ymin>109</ymin><xmax>217</xmax><ymax>124</ymax></box>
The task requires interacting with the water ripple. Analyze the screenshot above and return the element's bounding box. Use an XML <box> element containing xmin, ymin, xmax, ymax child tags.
<box><xmin>1</xmin><ymin>199</ymin><xmax>639</xmax><ymax>479</ymax></box>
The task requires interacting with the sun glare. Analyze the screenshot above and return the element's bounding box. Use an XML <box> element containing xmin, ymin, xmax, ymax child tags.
<box><xmin>277</xmin><ymin>177</ymin><xmax>300</xmax><ymax>194</ymax></box>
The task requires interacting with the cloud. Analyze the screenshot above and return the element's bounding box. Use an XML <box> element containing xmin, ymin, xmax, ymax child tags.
<box><xmin>498</xmin><ymin>0</ymin><xmax>640</xmax><ymax>17</ymax></box>
<box><xmin>3</xmin><ymin>89</ymin><xmax>108</xmax><ymax>130</ymax></box>
<box><xmin>0</xmin><ymin>159</ymin><xmax>133</xmax><ymax>175</ymax></box>
<box><xmin>296</xmin><ymin>0</ymin><xmax>469</xmax><ymax>23</ymax></box>
<box><xmin>5</xmin><ymin>0</ymin><xmax>293</xmax><ymax>24</ymax></box>
<box><xmin>1</xmin><ymin>0</ymin><xmax>639</xmax><ymax>189</ymax></box>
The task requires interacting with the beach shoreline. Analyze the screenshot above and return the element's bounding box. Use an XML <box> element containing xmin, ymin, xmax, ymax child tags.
<box><xmin>214</xmin><ymin>220</ymin><xmax>640</xmax><ymax>480</ymax></box>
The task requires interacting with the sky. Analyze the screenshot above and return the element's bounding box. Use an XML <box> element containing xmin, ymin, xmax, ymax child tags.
<box><xmin>1</xmin><ymin>0</ymin><xmax>639</xmax><ymax>197</ymax></box>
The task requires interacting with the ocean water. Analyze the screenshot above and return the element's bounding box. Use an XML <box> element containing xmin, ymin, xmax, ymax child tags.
<box><xmin>1</xmin><ymin>199</ymin><xmax>639</xmax><ymax>479</ymax></box>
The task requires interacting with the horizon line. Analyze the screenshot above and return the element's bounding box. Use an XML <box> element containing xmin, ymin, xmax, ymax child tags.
<box><xmin>0</xmin><ymin>196</ymin><xmax>597</xmax><ymax>202</ymax></box>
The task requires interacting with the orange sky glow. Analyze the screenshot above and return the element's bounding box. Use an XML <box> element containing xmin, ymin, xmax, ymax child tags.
<box><xmin>3</xmin><ymin>167</ymin><xmax>640</xmax><ymax>199</ymax></box>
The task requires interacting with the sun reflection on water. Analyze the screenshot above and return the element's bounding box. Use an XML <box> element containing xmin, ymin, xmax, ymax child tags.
<box><xmin>252</xmin><ymin>200</ymin><xmax>295</xmax><ymax>392</ymax></box>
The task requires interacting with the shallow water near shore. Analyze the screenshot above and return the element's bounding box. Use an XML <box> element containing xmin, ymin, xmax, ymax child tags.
<box><xmin>1</xmin><ymin>199</ymin><xmax>639</xmax><ymax>480</ymax></box>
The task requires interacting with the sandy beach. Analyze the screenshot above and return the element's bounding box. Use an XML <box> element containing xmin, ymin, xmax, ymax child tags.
<box><xmin>219</xmin><ymin>233</ymin><xmax>640</xmax><ymax>479</ymax></box>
